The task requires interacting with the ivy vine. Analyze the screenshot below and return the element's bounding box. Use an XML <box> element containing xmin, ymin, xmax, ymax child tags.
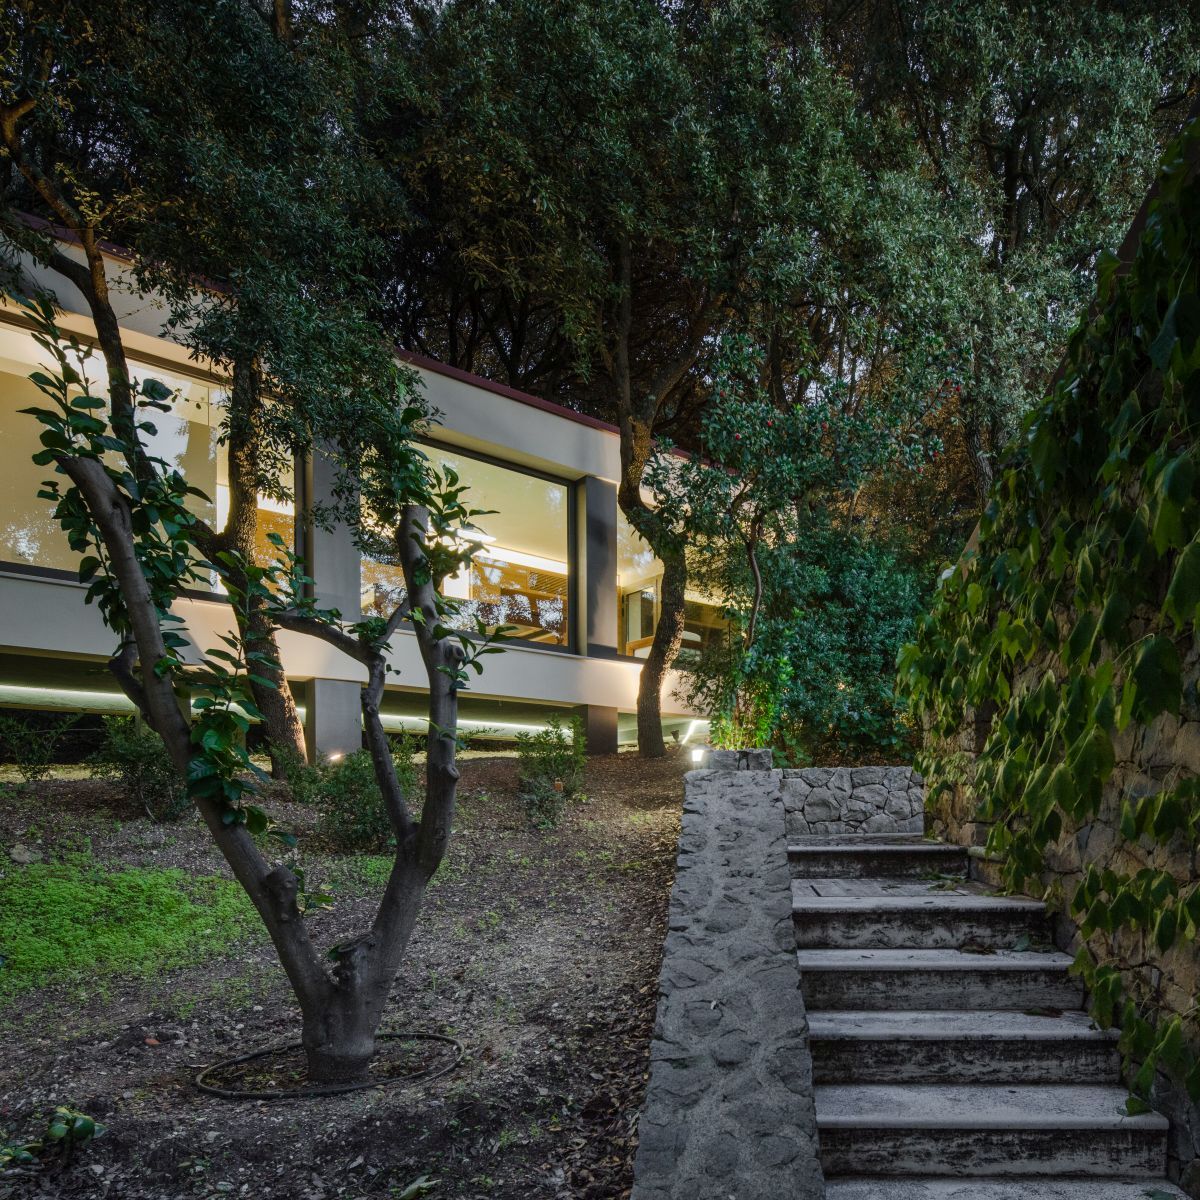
<box><xmin>899</xmin><ymin>115</ymin><xmax>1200</xmax><ymax>1103</ymax></box>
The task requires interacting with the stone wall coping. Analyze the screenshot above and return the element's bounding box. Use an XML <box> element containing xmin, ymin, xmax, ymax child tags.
<box><xmin>630</xmin><ymin>767</ymin><xmax>823</xmax><ymax>1199</ymax></box>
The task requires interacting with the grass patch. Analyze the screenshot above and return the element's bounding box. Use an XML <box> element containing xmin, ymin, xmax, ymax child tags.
<box><xmin>0</xmin><ymin>856</ymin><xmax>256</xmax><ymax>994</ymax></box>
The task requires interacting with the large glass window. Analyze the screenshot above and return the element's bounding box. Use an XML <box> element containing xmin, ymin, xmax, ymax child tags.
<box><xmin>617</xmin><ymin>512</ymin><xmax>725</xmax><ymax>659</ymax></box>
<box><xmin>361</xmin><ymin>447</ymin><xmax>571</xmax><ymax>646</ymax></box>
<box><xmin>0</xmin><ymin>325</ymin><xmax>294</xmax><ymax>587</ymax></box>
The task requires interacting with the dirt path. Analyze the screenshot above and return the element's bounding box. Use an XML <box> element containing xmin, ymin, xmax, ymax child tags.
<box><xmin>0</xmin><ymin>751</ymin><xmax>686</xmax><ymax>1199</ymax></box>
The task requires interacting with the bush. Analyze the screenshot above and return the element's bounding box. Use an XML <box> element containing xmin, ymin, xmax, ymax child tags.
<box><xmin>515</xmin><ymin>715</ymin><xmax>585</xmax><ymax>826</ymax></box>
<box><xmin>0</xmin><ymin>713</ymin><xmax>79</xmax><ymax>785</ymax></box>
<box><xmin>289</xmin><ymin>740</ymin><xmax>420</xmax><ymax>852</ymax></box>
<box><xmin>90</xmin><ymin>716</ymin><xmax>189</xmax><ymax>821</ymax></box>
<box><xmin>685</xmin><ymin>525</ymin><xmax>925</xmax><ymax>764</ymax></box>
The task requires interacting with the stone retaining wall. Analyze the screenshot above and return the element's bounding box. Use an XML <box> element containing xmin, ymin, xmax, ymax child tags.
<box><xmin>630</xmin><ymin>765</ymin><xmax>824</xmax><ymax>1200</ymax></box>
<box><xmin>932</xmin><ymin>698</ymin><xmax>1200</xmax><ymax>1193</ymax></box>
<box><xmin>782</xmin><ymin>766</ymin><xmax>925</xmax><ymax>838</ymax></box>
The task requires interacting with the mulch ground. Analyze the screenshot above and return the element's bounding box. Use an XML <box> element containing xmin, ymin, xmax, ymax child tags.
<box><xmin>0</xmin><ymin>750</ymin><xmax>687</xmax><ymax>1199</ymax></box>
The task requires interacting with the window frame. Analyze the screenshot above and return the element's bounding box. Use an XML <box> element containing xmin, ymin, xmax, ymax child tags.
<box><xmin>0</xmin><ymin>316</ymin><xmax>301</xmax><ymax>601</ymax></box>
<box><xmin>357</xmin><ymin>436</ymin><xmax>581</xmax><ymax>657</ymax></box>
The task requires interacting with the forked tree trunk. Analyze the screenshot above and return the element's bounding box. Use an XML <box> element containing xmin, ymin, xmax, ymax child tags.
<box><xmin>298</xmin><ymin>863</ymin><xmax>429</xmax><ymax>1082</ymax></box>
<box><xmin>276</xmin><ymin>505</ymin><xmax>464</xmax><ymax>1084</ymax></box>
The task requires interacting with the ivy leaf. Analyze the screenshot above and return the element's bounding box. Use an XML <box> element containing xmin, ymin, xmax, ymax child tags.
<box><xmin>1065</xmin><ymin>610</ymin><xmax>1098</xmax><ymax>665</ymax></box>
<box><xmin>1130</xmin><ymin>636</ymin><xmax>1182</xmax><ymax>722</ymax></box>
<box><xmin>1157</xmin><ymin>453</ymin><xmax>1195</xmax><ymax>507</ymax></box>
<box><xmin>1164</xmin><ymin>538</ymin><xmax>1200</xmax><ymax>629</ymax></box>
<box><xmin>1149</xmin><ymin>298</ymin><xmax>1181</xmax><ymax>370</ymax></box>
<box><xmin>1154</xmin><ymin>907</ymin><xmax>1177</xmax><ymax>954</ymax></box>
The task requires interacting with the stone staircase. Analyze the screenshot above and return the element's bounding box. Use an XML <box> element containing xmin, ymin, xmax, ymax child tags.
<box><xmin>792</xmin><ymin>833</ymin><xmax>1187</xmax><ymax>1198</ymax></box>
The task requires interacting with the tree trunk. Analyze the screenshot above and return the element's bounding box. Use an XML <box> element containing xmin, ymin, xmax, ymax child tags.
<box><xmin>211</xmin><ymin>360</ymin><xmax>307</xmax><ymax>772</ymax></box>
<box><xmin>274</xmin><ymin>505</ymin><xmax>464</xmax><ymax>1085</ymax></box>
<box><xmin>302</xmin><ymin>1004</ymin><xmax>376</xmax><ymax>1084</ymax></box>
<box><xmin>636</xmin><ymin>547</ymin><xmax>687</xmax><ymax>758</ymax></box>
<box><xmin>244</xmin><ymin>600</ymin><xmax>307</xmax><ymax>772</ymax></box>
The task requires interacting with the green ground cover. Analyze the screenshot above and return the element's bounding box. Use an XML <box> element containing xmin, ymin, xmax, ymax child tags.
<box><xmin>0</xmin><ymin>855</ymin><xmax>255</xmax><ymax>995</ymax></box>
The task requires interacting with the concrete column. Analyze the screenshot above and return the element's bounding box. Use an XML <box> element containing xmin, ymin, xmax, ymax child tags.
<box><xmin>576</xmin><ymin>475</ymin><xmax>619</xmax><ymax>658</ymax></box>
<box><xmin>304</xmin><ymin>677</ymin><xmax>362</xmax><ymax>762</ymax></box>
<box><xmin>302</xmin><ymin>449</ymin><xmax>363</xmax><ymax>619</ymax></box>
<box><xmin>578</xmin><ymin>703</ymin><xmax>618</xmax><ymax>756</ymax></box>
<box><xmin>301</xmin><ymin>449</ymin><xmax>363</xmax><ymax>761</ymax></box>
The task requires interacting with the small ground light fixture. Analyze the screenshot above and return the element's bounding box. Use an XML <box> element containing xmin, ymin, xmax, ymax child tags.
<box><xmin>691</xmin><ymin>746</ymin><xmax>707</xmax><ymax>765</ymax></box>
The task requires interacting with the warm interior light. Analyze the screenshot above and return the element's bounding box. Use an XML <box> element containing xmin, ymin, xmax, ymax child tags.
<box><xmin>327</xmin><ymin>751</ymin><xmax>345</xmax><ymax>763</ymax></box>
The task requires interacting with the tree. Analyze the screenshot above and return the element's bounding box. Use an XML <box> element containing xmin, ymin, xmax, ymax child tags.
<box><xmin>665</xmin><ymin>335</ymin><xmax>931</xmax><ymax>758</ymax></box>
<box><xmin>809</xmin><ymin>0</ymin><xmax>1200</xmax><ymax>504</ymax></box>
<box><xmin>1</xmin><ymin>0</ymin><xmax>502</xmax><ymax>1084</ymax></box>
<box><xmin>0</xmin><ymin>0</ymin><xmax>408</xmax><ymax>770</ymax></box>
<box><xmin>374</xmin><ymin>0</ymin><xmax>918</xmax><ymax>754</ymax></box>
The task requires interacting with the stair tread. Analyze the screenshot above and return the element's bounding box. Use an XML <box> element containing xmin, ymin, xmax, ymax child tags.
<box><xmin>825</xmin><ymin>1179</ymin><xmax>1187</xmax><ymax>1198</ymax></box>
<box><xmin>809</xmin><ymin>1009</ymin><xmax>1115</xmax><ymax>1041</ymax></box>
<box><xmin>792</xmin><ymin>833</ymin><xmax>935</xmax><ymax>844</ymax></box>
<box><xmin>793</xmin><ymin>880</ymin><xmax>1046</xmax><ymax>910</ymax></box>
<box><xmin>797</xmin><ymin>946</ymin><xmax>1075</xmax><ymax>970</ymax></box>
<box><xmin>797</xmin><ymin>878</ymin><xmax>982</xmax><ymax>897</ymax></box>
<box><xmin>798</xmin><ymin>946</ymin><xmax>1074</xmax><ymax>968</ymax></box>
<box><xmin>789</xmin><ymin>841</ymin><xmax>965</xmax><ymax>854</ymax></box>
<box><xmin>815</xmin><ymin>1084</ymin><xmax>1168</xmax><ymax>1130</ymax></box>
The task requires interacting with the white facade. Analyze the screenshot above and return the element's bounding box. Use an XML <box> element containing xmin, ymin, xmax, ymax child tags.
<box><xmin>0</xmin><ymin>244</ymin><xmax>704</xmax><ymax>751</ymax></box>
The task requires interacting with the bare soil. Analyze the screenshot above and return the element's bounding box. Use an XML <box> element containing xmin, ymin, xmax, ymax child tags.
<box><xmin>0</xmin><ymin>750</ymin><xmax>687</xmax><ymax>1200</ymax></box>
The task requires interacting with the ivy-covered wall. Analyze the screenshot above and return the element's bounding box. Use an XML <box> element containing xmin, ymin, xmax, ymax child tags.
<box><xmin>900</xmin><ymin>114</ymin><xmax>1200</xmax><ymax>1192</ymax></box>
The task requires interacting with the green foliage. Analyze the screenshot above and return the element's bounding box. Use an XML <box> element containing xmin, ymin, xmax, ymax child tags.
<box><xmin>696</xmin><ymin>526</ymin><xmax>924</xmax><ymax>762</ymax></box>
<box><xmin>671</xmin><ymin>337</ymin><xmax>930</xmax><ymax>760</ymax></box>
<box><xmin>43</xmin><ymin>1107</ymin><xmax>103</xmax><ymax>1158</ymax></box>
<box><xmin>899</xmin><ymin>116</ymin><xmax>1200</xmax><ymax>1100</ymax></box>
<box><xmin>0</xmin><ymin>713</ymin><xmax>79</xmax><ymax>785</ymax></box>
<box><xmin>515</xmin><ymin>716</ymin><xmax>585</xmax><ymax>826</ymax></box>
<box><xmin>17</xmin><ymin>297</ymin><xmax>279</xmax><ymax>837</ymax></box>
<box><xmin>824</xmin><ymin>1</ymin><xmax>1200</xmax><ymax>505</ymax></box>
<box><xmin>289</xmin><ymin>744</ymin><xmax>419</xmax><ymax>853</ymax></box>
<box><xmin>90</xmin><ymin>716</ymin><xmax>188</xmax><ymax>822</ymax></box>
<box><xmin>0</xmin><ymin>856</ymin><xmax>255</xmax><ymax>994</ymax></box>
<box><xmin>1</xmin><ymin>1106</ymin><xmax>104</xmax><ymax>1174</ymax></box>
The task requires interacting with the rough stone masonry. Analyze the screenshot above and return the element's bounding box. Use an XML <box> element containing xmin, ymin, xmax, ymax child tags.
<box><xmin>782</xmin><ymin>765</ymin><xmax>924</xmax><ymax>838</ymax></box>
<box><xmin>630</xmin><ymin>762</ymin><xmax>824</xmax><ymax>1200</ymax></box>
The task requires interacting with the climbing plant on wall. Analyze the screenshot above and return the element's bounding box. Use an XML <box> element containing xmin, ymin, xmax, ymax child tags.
<box><xmin>898</xmin><ymin>114</ymin><xmax>1200</xmax><ymax>1103</ymax></box>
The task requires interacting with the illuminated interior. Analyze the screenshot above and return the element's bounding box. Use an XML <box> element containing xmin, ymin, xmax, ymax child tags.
<box><xmin>617</xmin><ymin>511</ymin><xmax>725</xmax><ymax>658</ymax></box>
<box><xmin>361</xmin><ymin>446</ymin><xmax>571</xmax><ymax>646</ymax></box>
<box><xmin>0</xmin><ymin>325</ymin><xmax>294</xmax><ymax>586</ymax></box>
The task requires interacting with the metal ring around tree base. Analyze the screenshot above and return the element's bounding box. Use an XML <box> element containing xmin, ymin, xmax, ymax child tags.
<box><xmin>193</xmin><ymin>1031</ymin><xmax>464</xmax><ymax>1101</ymax></box>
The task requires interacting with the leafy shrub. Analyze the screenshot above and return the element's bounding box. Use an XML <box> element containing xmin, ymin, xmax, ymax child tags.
<box><xmin>515</xmin><ymin>715</ymin><xmax>585</xmax><ymax>825</ymax></box>
<box><xmin>289</xmin><ymin>740</ymin><xmax>420</xmax><ymax>852</ymax></box>
<box><xmin>1</xmin><ymin>1107</ymin><xmax>104</xmax><ymax>1174</ymax></box>
<box><xmin>0</xmin><ymin>856</ymin><xmax>255</xmax><ymax>994</ymax></box>
<box><xmin>90</xmin><ymin>716</ymin><xmax>189</xmax><ymax>821</ymax></box>
<box><xmin>0</xmin><ymin>713</ymin><xmax>79</xmax><ymax>785</ymax></box>
<box><xmin>685</xmin><ymin>526</ymin><xmax>925</xmax><ymax>764</ymax></box>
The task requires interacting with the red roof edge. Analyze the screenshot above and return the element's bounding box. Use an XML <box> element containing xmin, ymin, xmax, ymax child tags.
<box><xmin>396</xmin><ymin>348</ymin><xmax>620</xmax><ymax>437</ymax></box>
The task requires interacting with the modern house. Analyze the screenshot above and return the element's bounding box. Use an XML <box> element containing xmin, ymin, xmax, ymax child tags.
<box><xmin>0</xmin><ymin>241</ymin><xmax>712</xmax><ymax>756</ymax></box>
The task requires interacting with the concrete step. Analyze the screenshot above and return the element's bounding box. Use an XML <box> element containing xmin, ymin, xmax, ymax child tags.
<box><xmin>816</xmin><ymin>1084</ymin><xmax>1168</xmax><ymax>1177</ymax></box>
<box><xmin>826</xmin><ymin>1179</ymin><xmax>1188</xmax><ymax>1198</ymax></box>
<box><xmin>797</xmin><ymin>948</ymin><xmax>1082</xmax><ymax>1011</ymax></box>
<box><xmin>808</xmin><ymin>1009</ymin><xmax>1120</xmax><ymax>1084</ymax></box>
<box><xmin>793</xmin><ymin>883</ymin><xmax>1050</xmax><ymax>949</ymax></box>
<box><xmin>789</xmin><ymin>840</ymin><xmax>968</xmax><ymax>879</ymax></box>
